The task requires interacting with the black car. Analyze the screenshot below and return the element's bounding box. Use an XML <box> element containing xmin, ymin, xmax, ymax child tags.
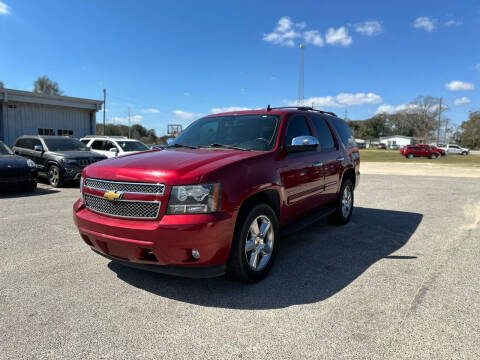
<box><xmin>12</xmin><ymin>136</ymin><xmax>107</xmax><ymax>187</ymax></box>
<box><xmin>0</xmin><ymin>140</ymin><xmax>38</xmax><ymax>191</ymax></box>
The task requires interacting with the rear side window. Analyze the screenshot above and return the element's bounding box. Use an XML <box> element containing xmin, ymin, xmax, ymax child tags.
<box><xmin>91</xmin><ymin>140</ymin><xmax>104</xmax><ymax>150</ymax></box>
<box><xmin>311</xmin><ymin>116</ymin><xmax>335</xmax><ymax>150</ymax></box>
<box><xmin>331</xmin><ymin>118</ymin><xmax>355</xmax><ymax>148</ymax></box>
<box><xmin>284</xmin><ymin>115</ymin><xmax>311</xmax><ymax>146</ymax></box>
<box><xmin>14</xmin><ymin>138</ymin><xmax>26</xmax><ymax>148</ymax></box>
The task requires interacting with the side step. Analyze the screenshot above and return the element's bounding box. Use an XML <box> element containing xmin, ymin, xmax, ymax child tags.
<box><xmin>280</xmin><ymin>206</ymin><xmax>336</xmax><ymax>238</ymax></box>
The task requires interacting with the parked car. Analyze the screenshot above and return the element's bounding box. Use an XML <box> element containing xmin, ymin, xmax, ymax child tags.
<box><xmin>437</xmin><ymin>143</ymin><xmax>469</xmax><ymax>155</ymax></box>
<box><xmin>419</xmin><ymin>144</ymin><xmax>446</xmax><ymax>156</ymax></box>
<box><xmin>401</xmin><ymin>145</ymin><xmax>440</xmax><ymax>159</ymax></box>
<box><xmin>0</xmin><ymin>140</ymin><xmax>38</xmax><ymax>191</ymax></box>
<box><xmin>389</xmin><ymin>144</ymin><xmax>399</xmax><ymax>150</ymax></box>
<box><xmin>377</xmin><ymin>143</ymin><xmax>387</xmax><ymax>149</ymax></box>
<box><xmin>80</xmin><ymin>136</ymin><xmax>150</xmax><ymax>158</ymax></box>
<box><xmin>12</xmin><ymin>136</ymin><xmax>107</xmax><ymax>187</ymax></box>
<box><xmin>73</xmin><ymin>106</ymin><xmax>360</xmax><ymax>282</ymax></box>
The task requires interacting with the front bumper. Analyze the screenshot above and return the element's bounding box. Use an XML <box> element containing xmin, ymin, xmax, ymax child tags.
<box><xmin>0</xmin><ymin>169</ymin><xmax>37</xmax><ymax>184</ymax></box>
<box><xmin>73</xmin><ymin>199</ymin><xmax>236</xmax><ymax>277</ymax></box>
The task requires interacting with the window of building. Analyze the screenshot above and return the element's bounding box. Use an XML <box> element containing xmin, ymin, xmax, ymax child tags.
<box><xmin>57</xmin><ymin>129</ymin><xmax>74</xmax><ymax>136</ymax></box>
<box><xmin>38</xmin><ymin>128</ymin><xmax>55</xmax><ymax>135</ymax></box>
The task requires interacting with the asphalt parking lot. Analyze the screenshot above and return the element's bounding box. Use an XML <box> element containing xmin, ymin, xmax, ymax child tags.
<box><xmin>1</xmin><ymin>172</ymin><xmax>480</xmax><ymax>359</ymax></box>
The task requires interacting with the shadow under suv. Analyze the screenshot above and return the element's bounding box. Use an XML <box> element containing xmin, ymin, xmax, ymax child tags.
<box><xmin>12</xmin><ymin>136</ymin><xmax>107</xmax><ymax>187</ymax></box>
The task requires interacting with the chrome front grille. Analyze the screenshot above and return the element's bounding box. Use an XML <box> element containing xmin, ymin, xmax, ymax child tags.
<box><xmin>84</xmin><ymin>178</ymin><xmax>165</xmax><ymax>194</ymax></box>
<box><xmin>84</xmin><ymin>193</ymin><xmax>160</xmax><ymax>219</ymax></box>
<box><xmin>79</xmin><ymin>159</ymin><xmax>98</xmax><ymax>167</ymax></box>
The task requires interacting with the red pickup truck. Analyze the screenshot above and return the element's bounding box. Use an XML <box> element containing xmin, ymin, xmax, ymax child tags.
<box><xmin>73</xmin><ymin>107</ymin><xmax>360</xmax><ymax>282</ymax></box>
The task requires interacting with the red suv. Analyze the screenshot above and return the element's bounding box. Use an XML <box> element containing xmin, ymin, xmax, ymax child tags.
<box><xmin>73</xmin><ymin>107</ymin><xmax>360</xmax><ymax>282</ymax></box>
<box><xmin>401</xmin><ymin>145</ymin><xmax>441</xmax><ymax>159</ymax></box>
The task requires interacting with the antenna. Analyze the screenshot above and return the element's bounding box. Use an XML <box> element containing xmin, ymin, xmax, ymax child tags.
<box><xmin>297</xmin><ymin>43</ymin><xmax>305</xmax><ymax>106</ymax></box>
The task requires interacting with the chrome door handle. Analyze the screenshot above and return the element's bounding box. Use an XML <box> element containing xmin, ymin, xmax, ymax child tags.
<box><xmin>336</xmin><ymin>156</ymin><xmax>345</xmax><ymax>161</ymax></box>
<box><xmin>313</xmin><ymin>161</ymin><xmax>323</xmax><ymax>167</ymax></box>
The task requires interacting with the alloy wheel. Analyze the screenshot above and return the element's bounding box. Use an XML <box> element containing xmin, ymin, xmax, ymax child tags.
<box><xmin>244</xmin><ymin>215</ymin><xmax>274</xmax><ymax>271</ymax></box>
<box><xmin>341</xmin><ymin>185</ymin><xmax>353</xmax><ymax>218</ymax></box>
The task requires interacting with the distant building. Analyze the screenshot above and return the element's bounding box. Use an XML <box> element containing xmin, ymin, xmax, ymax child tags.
<box><xmin>379</xmin><ymin>135</ymin><xmax>412</xmax><ymax>147</ymax></box>
<box><xmin>0</xmin><ymin>88</ymin><xmax>103</xmax><ymax>146</ymax></box>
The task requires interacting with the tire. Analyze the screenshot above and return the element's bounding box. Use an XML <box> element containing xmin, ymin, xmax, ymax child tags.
<box><xmin>329</xmin><ymin>179</ymin><xmax>354</xmax><ymax>225</ymax></box>
<box><xmin>22</xmin><ymin>181</ymin><xmax>37</xmax><ymax>192</ymax></box>
<box><xmin>407</xmin><ymin>154</ymin><xmax>414</xmax><ymax>159</ymax></box>
<box><xmin>429</xmin><ymin>154</ymin><xmax>437</xmax><ymax>159</ymax></box>
<box><xmin>462</xmin><ymin>151</ymin><xmax>468</xmax><ymax>156</ymax></box>
<box><xmin>227</xmin><ymin>203</ymin><xmax>279</xmax><ymax>283</ymax></box>
<box><xmin>48</xmin><ymin>165</ymin><xmax>64</xmax><ymax>188</ymax></box>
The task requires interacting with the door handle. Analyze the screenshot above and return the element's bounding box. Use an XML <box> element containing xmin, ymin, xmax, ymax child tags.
<box><xmin>313</xmin><ymin>161</ymin><xmax>323</xmax><ymax>167</ymax></box>
<box><xmin>336</xmin><ymin>156</ymin><xmax>345</xmax><ymax>161</ymax></box>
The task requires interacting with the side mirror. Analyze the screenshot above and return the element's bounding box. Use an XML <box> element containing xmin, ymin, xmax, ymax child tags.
<box><xmin>34</xmin><ymin>145</ymin><xmax>44</xmax><ymax>152</ymax></box>
<box><xmin>285</xmin><ymin>136</ymin><xmax>319</xmax><ymax>153</ymax></box>
<box><xmin>166</xmin><ymin>138</ymin><xmax>174</xmax><ymax>146</ymax></box>
<box><xmin>109</xmin><ymin>147</ymin><xmax>119</xmax><ymax>153</ymax></box>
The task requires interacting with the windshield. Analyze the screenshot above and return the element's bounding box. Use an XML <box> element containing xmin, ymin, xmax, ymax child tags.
<box><xmin>117</xmin><ymin>141</ymin><xmax>149</xmax><ymax>152</ymax></box>
<box><xmin>173</xmin><ymin>114</ymin><xmax>280</xmax><ymax>151</ymax></box>
<box><xmin>44</xmin><ymin>138</ymin><xmax>88</xmax><ymax>152</ymax></box>
<box><xmin>0</xmin><ymin>141</ymin><xmax>13</xmax><ymax>155</ymax></box>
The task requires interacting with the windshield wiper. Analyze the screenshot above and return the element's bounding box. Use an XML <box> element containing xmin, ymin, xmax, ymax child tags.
<box><xmin>203</xmin><ymin>143</ymin><xmax>250</xmax><ymax>151</ymax></box>
<box><xmin>167</xmin><ymin>143</ymin><xmax>199</xmax><ymax>149</ymax></box>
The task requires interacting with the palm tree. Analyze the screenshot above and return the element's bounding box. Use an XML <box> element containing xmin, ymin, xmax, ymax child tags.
<box><xmin>33</xmin><ymin>76</ymin><xmax>63</xmax><ymax>95</ymax></box>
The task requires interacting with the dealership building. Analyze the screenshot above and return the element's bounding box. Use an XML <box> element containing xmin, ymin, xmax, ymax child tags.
<box><xmin>0</xmin><ymin>88</ymin><xmax>103</xmax><ymax>146</ymax></box>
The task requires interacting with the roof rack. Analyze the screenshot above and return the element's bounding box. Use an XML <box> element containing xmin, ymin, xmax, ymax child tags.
<box><xmin>83</xmin><ymin>135</ymin><xmax>129</xmax><ymax>139</ymax></box>
<box><xmin>266</xmin><ymin>105</ymin><xmax>337</xmax><ymax>117</ymax></box>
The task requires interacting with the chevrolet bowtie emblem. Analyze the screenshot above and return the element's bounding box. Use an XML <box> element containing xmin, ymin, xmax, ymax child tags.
<box><xmin>103</xmin><ymin>190</ymin><xmax>123</xmax><ymax>201</ymax></box>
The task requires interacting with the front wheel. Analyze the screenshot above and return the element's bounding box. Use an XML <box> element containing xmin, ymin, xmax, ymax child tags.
<box><xmin>462</xmin><ymin>151</ymin><xmax>468</xmax><ymax>156</ymax></box>
<box><xmin>227</xmin><ymin>203</ymin><xmax>279</xmax><ymax>283</ymax></box>
<box><xmin>48</xmin><ymin>165</ymin><xmax>64</xmax><ymax>187</ymax></box>
<box><xmin>407</xmin><ymin>154</ymin><xmax>414</xmax><ymax>159</ymax></box>
<box><xmin>329</xmin><ymin>179</ymin><xmax>354</xmax><ymax>225</ymax></box>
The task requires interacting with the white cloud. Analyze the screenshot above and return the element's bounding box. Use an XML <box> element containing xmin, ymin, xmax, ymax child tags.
<box><xmin>111</xmin><ymin>115</ymin><xmax>143</xmax><ymax>124</ymax></box>
<box><xmin>413</xmin><ymin>17</ymin><xmax>437</xmax><ymax>32</ymax></box>
<box><xmin>0</xmin><ymin>1</ymin><xmax>10</xmax><ymax>15</ymax></box>
<box><xmin>445</xmin><ymin>80</ymin><xmax>474</xmax><ymax>91</ymax></box>
<box><xmin>353</xmin><ymin>21</ymin><xmax>382</xmax><ymax>36</ymax></box>
<box><xmin>454</xmin><ymin>97</ymin><xmax>471</xmax><ymax>105</ymax></box>
<box><xmin>172</xmin><ymin>110</ymin><xmax>200</xmax><ymax>120</ymax></box>
<box><xmin>210</xmin><ymin>106</ymin><xmax>253</xmax><ymax>114</ymax></box>
<box><xmin>183</xmin><ymin>92</ymin><xmax>190</xmax><ymax>97</ymax></box>
<box><xmin>285</xmin><ymin>92</ymin><xmax>382</xmax><ymax>108</ymax></box>
<box><xmin>444</xmin><ymin>19</ymin><xmax>463</xmax><ymax>27</ymax></box>
<box><xmin>142</xmin><ymin>108</ymin><xmax>160</xmax><ymax>114</ymax></box>
<box><xmin>303</xmin><ymin>30</ymin><xmax>324</xmax><ymax>46</ymax></box>
<box><xmin>325</xmin><ymin>27</ymin><xmax>352</xmax><ymax>47</ymax></box>
<box><xmin>375</xmin><ymin>103</ymin><xmax>419</xmax><ymax>114</ymax></box>
<box><xmin>263</xmin><ymin>16</ymin><xmax>302</xmax><ymax>47</ymax></box>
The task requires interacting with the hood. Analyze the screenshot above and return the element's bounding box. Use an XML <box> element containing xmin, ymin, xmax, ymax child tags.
<box><xmin>84</xmin><ymin>148</ymin><xmax>262</xmax><ymax>184</ymax></box>
<box><xmin>0</xmin><ymin>155</ymin><xmax>30</xmax><ymax>169</ymax></box>
<box><xmin>50</xmin><ymin>151</ymin><xmax>106</xmax><ymax>159</ymax></box>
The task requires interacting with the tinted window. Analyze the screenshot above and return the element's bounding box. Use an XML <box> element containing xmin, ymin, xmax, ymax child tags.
<box><xmin>331</xmin><ymin>118</ymin><xmax>355</xmax><ymax>148</ymax></box>
<box><xmin>117</xmin><ymin>141</ymin><xmax>149</xmax><ymax>152</ymax></box>
<box><xmin>91</xmin><ymin>140</ymin><xmax>104</xmax><ymax>150</ymax></box>
<box><xmin>311</xmin><ymin>117</ymin><xmax>335</xmax><ymax>150</ymax></box>
<box><xmin>43</xmin><ymin>138</ymin><xmax>88</xmax><ymax>151</ymax></box>
<box><xmin>284</xmin><ymin>115</ymin><xmax>311</xmax><ymax>146</ymax></box>
<box><xmin>14</xmin><ymin>138</ymin><xmax>26</xmax><ymax>148</ymax></box>
<box><xmin>80</xmin><ymin>139</ymin><xmax>90</xmax><ymax>145</ymax></box>
<box><xmin>174</xmin><ymin>114</ymin><xmax>280</xmax><ymax>151</ymax></box>
<box><xmin>31</xmin><ymin>139</ymin><xmax>42</xmax><ymax>149</ymax></box>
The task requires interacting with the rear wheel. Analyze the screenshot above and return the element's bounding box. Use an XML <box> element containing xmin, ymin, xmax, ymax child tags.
<box><xmin>227</xmin><ymin>203</ymin><xmax>279</xmax><ymax>282</ymax></box>
<box><xmin>407</xmin><ymin>153</ymin><xmax>414</xmax><ymax>159</ymax></box>
<box><xmin>329</xmin><ymin>179</ymin><xmax>354</xmax><ymax>225</ymax></box>
<box><xmin>429</xmin><ymin>154</ymin><xmax>437</xmax><ymax>159</ymax></box>
<box><xmin>462</xmin><ymin>151</ymin><xmax>468</xmax><ymax>156</ymax></box>
<box><xmin>48</xmin><ymin>165</ymin><xmax>64</xmax><ymax>187</ymax></box>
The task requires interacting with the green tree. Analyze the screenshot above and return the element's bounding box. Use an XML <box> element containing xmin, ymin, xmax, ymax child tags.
<box><xmin>33</xmin><ymin>76</ymin><xmax>63</xmax><ymax>95</ymax></box>
<box><xmin>458</xmin><ymin>111</ymin><xmax>480</xmax><ymax>149</ymax></box>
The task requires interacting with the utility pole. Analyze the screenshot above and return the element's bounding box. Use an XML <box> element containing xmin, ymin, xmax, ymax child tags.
<box><xmin>128</xmin><ymin>107</ymin><xmax>131</xmax><ymax>139</ymax></box>
<box><xmin>437</xmin><ymin>97</ymin><xmax>442</xmax><ymax>144</ymax></box>
<box><xmin>103</xmin><ymin>88</ymin><xmax>106</xmax><ymax>136</ymax></box>
<box><xmin>297</xmin><ymin>43</ymin><xmax>305</xmax><ymax>106</ymax></box>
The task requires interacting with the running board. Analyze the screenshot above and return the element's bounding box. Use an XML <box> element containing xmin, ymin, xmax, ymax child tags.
<box><xmin>280</xmin><ymin>206</ymin><xmax>336</xmax><ymax>238</ymax></box>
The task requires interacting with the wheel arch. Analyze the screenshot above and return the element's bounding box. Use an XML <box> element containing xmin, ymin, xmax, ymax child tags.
<box><xmin>340</xmin><ymin>167</ymin><xmax>356</xmax><ymax>189</ymax></box>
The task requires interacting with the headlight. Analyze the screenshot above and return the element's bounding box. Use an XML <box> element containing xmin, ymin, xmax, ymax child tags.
<box><xmin>167</xmin><ymin>183</ymin><xmax>221</xmax><ymax>214</ymax></box>
<box><xmin>26</xmin><ymin>159</ymin><xmax>36</xmax><ymax>168</ymax></box>
<box><xmin>61</xmin><ymin>158</ymin><xmax>77</xmax><ymax>164</ymax></box>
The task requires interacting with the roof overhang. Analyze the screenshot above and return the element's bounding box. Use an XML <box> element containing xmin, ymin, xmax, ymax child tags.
<box><xmin>0</xmin><ymin>88</ymin><xmax>103</xmax><ymax>111</ymax></box>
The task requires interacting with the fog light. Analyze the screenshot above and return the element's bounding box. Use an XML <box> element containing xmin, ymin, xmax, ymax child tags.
<box><xmin>191</xmin><ymin>249</ymin><xmax>200</xmax><ymax>260</ymax></box>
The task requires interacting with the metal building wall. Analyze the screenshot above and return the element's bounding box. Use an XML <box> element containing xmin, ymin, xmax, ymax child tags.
<box><xmin>3</xmin><ymin>102</ymin><xmax>95</xmax><ymax>146</ymax></box>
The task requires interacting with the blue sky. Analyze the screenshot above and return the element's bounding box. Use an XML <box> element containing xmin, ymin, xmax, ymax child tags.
<box><xmin>1</xmin><ymin>0</ymin><xmax>479</xmax><ymax>135</ymax></box>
